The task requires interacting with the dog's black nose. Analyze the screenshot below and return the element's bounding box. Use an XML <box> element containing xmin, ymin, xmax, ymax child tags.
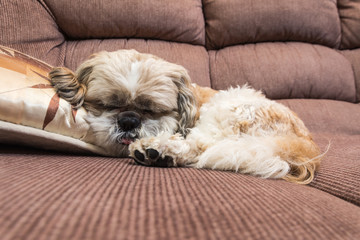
<box><xmin>118</xmin><ymin>111</ymin><xmax>141</xmax><ymax>131</ymax></box>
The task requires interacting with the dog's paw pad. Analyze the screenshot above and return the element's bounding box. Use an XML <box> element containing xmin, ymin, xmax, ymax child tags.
<box><xmin>155</xmin><ymin>155</ymin><xmax>174</xmax><ymax>168</ymax></box>
<box><xmin>144</xmin><ymin>148</ymin><xmax>174</xmax><ymax>168</ymax></box>
<box><xmin>146</xmin><ymin>148</ymin><xmax>159</xmax><ymax>160</ymax></box>
<box><xmin>133</xmin><ymin>150</ymin><xmax>148</xmax><ymax>166</ymax></box>
<box><xmin>132</xmin><ymin>147</ymin><xmax>174</xmax><ymax>168</ymax></box>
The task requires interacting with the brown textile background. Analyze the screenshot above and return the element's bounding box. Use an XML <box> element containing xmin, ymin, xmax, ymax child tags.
<box><xmin>338</xmin><ymin>0</ymin><xmax>360</xmax><ymax>49</ymax></box>
<box><xmin>204</xmin><ymin>0</ymin><xmax>341</xmax><ymax>49</ymax></box>
<box><xmin>310</xmin><ymin>134</ymin><xmax>360</xmax><ymax>206</ymax></box>
<box><xmin>0</xmin><ymin>0</ymin><xmax>66</xmax><ymax>66</ymax></box>
<box><xmin>280</xmin><ymin>99</ymin><xmax>360</xmax><ymax>205</ymax></box>
<box><xmin>279</xmin><ymin>99</ymin><xmax>360</xmax><ymax>135</ymax></box>
<box><xmin>1</xmin><ymin>1</ymin><xmax>360</xmax><ymax>239</ymax></box>
<box><xmin>341</xmin><ymin>48</ymin><xmax>360</xmax><ymax>101</ymax></box>
<box><xmin>45</xmin><ymin>0</ymin><xmax>205</xmax><ymax>45</ymax></box>
<box><xmin>209</xmin><ymin>43</ymin><xmax>356</xmax><ymax>101</ymax></box>
<box><xmin>0</xmin><ymin>145</ymin><xmax>359</xmax><ymax>240</ymax></box>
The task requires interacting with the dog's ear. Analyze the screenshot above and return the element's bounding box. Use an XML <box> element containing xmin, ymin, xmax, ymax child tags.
<box><xmin>171</xmin><ymin>67</ymin><xmax>198</xmax><ymax>136</ymax></box>
<box><xmin>49</xmin><ymin>64</ymin><xmax>92</xmax><ymax>109</ymax></box>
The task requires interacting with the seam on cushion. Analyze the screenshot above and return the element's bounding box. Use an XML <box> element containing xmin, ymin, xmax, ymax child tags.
<box><xmin>339</xmin><ymin>49</ymin><xmax>359</xmax><ymax>103</ymax></box>
<box><xmin>37</xmin><ymin>0</ymin><xmax>56</xmax><ymax>22</ymax></box>
<box><xmin>200</xmin><ymin>0</ymin><xmax>207</xmax><ymax>48</ymax></box>
<box><xmin>205</xmin><ymin>49</ymin><xmax>212</xmax><ymax>89</ymax></box>
<box><xmin>352</xmin><ymin>62</ymin><xmax>359</xmax><ymax>103</ymax></box>
<box><xmin>62</xmin><ymin>40</ymin><xmax>68</xmax><ymax>67</ymax></box>
<box><xmin>336</xmin><ymin>0</ymin><xmax>345</xmax><ymax>49</ymax></box>
<box><xmin>37</xmin><ymin>0</ymin><xmax>67</xmax><ymax>67</ymax></box>
<box><xmin>208</xmin><ymin>50</ymin><xmax>214</xmax><ymax>89</ymax></box>
<box><xmin>40</xmin><ymin>0</ymin><xmax>70</xmax><ymax>41</ymax></box>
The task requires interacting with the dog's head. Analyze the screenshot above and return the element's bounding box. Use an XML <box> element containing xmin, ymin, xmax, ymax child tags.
<box><xmin>49</xmin><ymin>49</ymin><xmax>197</xmax><ymax>155</ymax></box>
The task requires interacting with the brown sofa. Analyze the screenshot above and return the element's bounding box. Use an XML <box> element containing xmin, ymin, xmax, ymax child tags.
<box><xmin>1</xmin><ymin>0</ymin><xmax>360</xmax><ymax>239</ymax></box>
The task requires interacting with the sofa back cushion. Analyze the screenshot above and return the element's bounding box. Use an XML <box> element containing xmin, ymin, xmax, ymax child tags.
<box><xmin>1</xmin><ymin>0</ymin><xmax>359</xmax><ymax>102</ymax></box>
<box><xmin>45</xmin><ymin>0</ymin><xmax>205</xmax><ymax>45</ymax></box>
<box><xmin>338</xmin><ymin>0</ymin><xmax>360</xmax><ymax>49</ymax></box>
<box><xmin>209</xmin><ymin>43</ymin><xmax>357</xmax><ymax>102</ymax></box>
<box><xmin>204</xmin><ymin>0</ymin><xmax>341</xmax><ymax>49</ymax></box>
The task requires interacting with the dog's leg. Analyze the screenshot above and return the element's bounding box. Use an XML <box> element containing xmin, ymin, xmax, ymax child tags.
<box><xmin>129</xmin><ymin>132</ymin><xmax>312</xmax><ymax>181</ymax></box>
<box><xmin>193</xmin><ymin>136</ymin><xmax>291</xmax><ymax>178</ymax></box>
<box><xmin>129</xmin><ymin>131</ymin><xmax>290</xmax><ymax>179</ymax></box>
<box><xmin>129</xmin><ymin>133</ymin><xmax>200</xmax><ymax>167</ymax></box>
<box><xmin>129</xmin><ymin>127</ymin><xmax>320</xmax><ymax>183</ymax></box>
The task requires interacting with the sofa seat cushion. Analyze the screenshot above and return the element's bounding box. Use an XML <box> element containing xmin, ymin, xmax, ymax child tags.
<box><xmin>279</xmin><ymin>99</ymin><xmax>360</xmax><ymax>205</ymax></box>
<box><xmin>311</xmin><ymin>134</ymin><xmax>360</xmax><ymax>205</ymax></box>
<box><xmin>0</xmin><ymin>145</ymin><xmax>359</xmax><ymax>240</ymax></box>
<box><xmin>279</xmin><ymin>99</ymin><xmax>360</xmax><ymax>135</ymax></box>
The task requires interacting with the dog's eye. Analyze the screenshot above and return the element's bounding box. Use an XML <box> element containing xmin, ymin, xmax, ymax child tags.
<box><xmin>142</xmin><ymin>109</ymin><xmax>153</xmax><ymax>114</ymax></box>
<box><xmin>103</xmin><ymin>103</ymin><xmax>127</xmax><ymax>111</ymax></box>
<box><xmin>98</xmin><ymin>104</ymin><xmax>115</xmax><ymax>110</ymax></box>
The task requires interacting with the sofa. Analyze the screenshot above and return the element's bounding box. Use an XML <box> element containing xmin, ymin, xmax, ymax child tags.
<box><xmin>1</xmin><ymin>0</ymin><xmax>360</xmax><ymax>239</ymax></box>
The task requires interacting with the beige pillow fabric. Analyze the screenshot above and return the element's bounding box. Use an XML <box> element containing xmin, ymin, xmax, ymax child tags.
<box><xmin>0</xmin><ymin>45</ymin><xmax>106</xmax><ymax>155</ymax></box>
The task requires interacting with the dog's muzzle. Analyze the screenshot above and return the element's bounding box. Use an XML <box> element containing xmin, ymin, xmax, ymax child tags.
<box><xmin>117</xmin><ymin>111</ymin><xmax>141</xmax><ymax>145</ymax></box>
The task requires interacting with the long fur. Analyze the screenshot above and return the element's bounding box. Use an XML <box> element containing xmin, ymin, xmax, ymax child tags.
<box><xmin>49</xmin><ymin>49</ymin><xmax>323</xmax><ymax>184</ymax></box>
<box><xmin>48</xmin><ymin>67</ymin><xmax>87</xmax><ymax>109</ymax></box>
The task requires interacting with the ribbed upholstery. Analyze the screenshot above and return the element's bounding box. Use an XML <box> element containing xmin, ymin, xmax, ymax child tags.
<box><xmin>1</xmin><ymin>0</ymin><xmax>360</xmax><ymax>239</ymax></box>
<box><xmin>338</xmin><ymin>0</ymin><xmax>360</xmax><ymax>49</ymax></box>
<box><xmin>0</xmin><ymin>0</ymin><xmax>66</xmax><ymax>66</ymax></box>
<box><xmin>209</xmin><ymin>43</ymin><xmax>356</xmax><ymax>101</ymax></box>
<box><xmin>341</xmin><ymin>48</ymin><xmax>360</xmax><ymax>101</ymax></box>
<box><xmin>310</xmin><ymin>134</ymin><xmax>360</xmax><ymax>205</ymax></box>
<box><xmin>204</xmin><ymin>0</ymin><xmax>341</xmax><ymax>49</ymax></box>
<box><xmin>1</xmin><ymin>146</ymin><xmax>359</xmax><ymax>240</ymax></box>
<box><xmin>45</xmin><ymin>0</ymin><xmax>205</xmax><ymax>45</ymax></box>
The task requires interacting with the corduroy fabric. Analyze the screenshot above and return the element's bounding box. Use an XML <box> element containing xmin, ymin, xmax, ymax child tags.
<box><xmin>0</xmin><ymin>0</ymin><xmax>66</xmax><ymax>66</ymax></box>
<box><xmin>1</xmin><ymin>146</ymin><xmax>360</xmax><ymax>240</ymax></box>
<box><xmin>209</xmin><ymin>43</ymin><xmax>356</xmax><ymax>102</ymax></box>
<box><xmin>278</xmin><ymin>99</ymin><xmax>360</xmax><ymax>135</ymax></box>
<box><xmin>203</xmin><ymin>0</ymin><xmax>341</xmax><ymax>49</ymax></box>
<box><xmin>44</xmin><ymin>0</ymin><xmax>205</xmax><ymax>45</ymax></box>
<box><xmin>280</xmin><ymin>99</ymin><xmax>360</xmax><ymax>205</ymax></box>
<box><xmin>64</xmin><ymin>39</ymin><xmax>211</xmax><ymax>87</ymax></box>
<box><xmin>338</xmin><ymin>0</ymin><xmax>360</xmax><ymax>49</ymax></box>
<box><xmin>310</xmin><ymin>134</ymin><xmax>360</xmax><ymax>206</ymax></box>
<box><xmin>1</xmin><ymin>1</ymin><xmax>360</xmax><ymax>239</ymax></box>
<box><xmin>341</xmin><ymin>48</ymin><xmax>360</xmax><ymax>102</ymax></box>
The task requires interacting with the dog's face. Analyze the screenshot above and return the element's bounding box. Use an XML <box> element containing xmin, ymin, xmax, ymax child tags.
<box><xmin>49</xmin><ymin>50</ymin><xmax>197</xmax><ymax>156</ymax></box>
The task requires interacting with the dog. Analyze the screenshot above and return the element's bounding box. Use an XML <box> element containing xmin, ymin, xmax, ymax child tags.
<box><xmin>49</xmin><ymin>49</ymin><xmax>322</xmax><ymax>184</ymax></box>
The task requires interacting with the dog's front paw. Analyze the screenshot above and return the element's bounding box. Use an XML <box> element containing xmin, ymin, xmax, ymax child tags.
<box><xmin>133</xmin><ymin>148</ymin><xmax>174</xmax><ymax>167</ymax></box>
<box><xmin>129</xmin><ymin>138</ymin><xmax>175</xmax><ymax>168</ymax></box>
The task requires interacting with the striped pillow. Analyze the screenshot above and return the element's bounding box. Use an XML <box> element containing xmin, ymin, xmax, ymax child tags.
<box><xmin>0</xmin><ymin>45</ymin><xmax>106</xmax><ymax>155</ymax></box>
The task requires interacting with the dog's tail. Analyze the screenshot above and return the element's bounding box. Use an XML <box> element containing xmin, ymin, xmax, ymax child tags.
<box><xmin>278</xmin><ymin>136</ymin><xmax>329</xmax><ymax>184</ymax></box>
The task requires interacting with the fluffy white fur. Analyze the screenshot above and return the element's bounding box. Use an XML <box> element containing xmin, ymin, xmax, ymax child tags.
<box><xmin>49</xmin><ymin>49</ymin><xmax>322</xmax><ymax>184</ymax></box>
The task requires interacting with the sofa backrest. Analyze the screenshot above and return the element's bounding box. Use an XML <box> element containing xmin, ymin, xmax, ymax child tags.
<box><xmin>1</xmin><ymin>0</ymin><xmax>359</xmax><ymax>102</ymax></box>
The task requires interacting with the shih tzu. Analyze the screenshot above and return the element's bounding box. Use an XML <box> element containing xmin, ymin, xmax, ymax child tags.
<box><xmin>49</xmin><ymin>49</ymin><xmax>322</xmax><ymax>184</ymax></box>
